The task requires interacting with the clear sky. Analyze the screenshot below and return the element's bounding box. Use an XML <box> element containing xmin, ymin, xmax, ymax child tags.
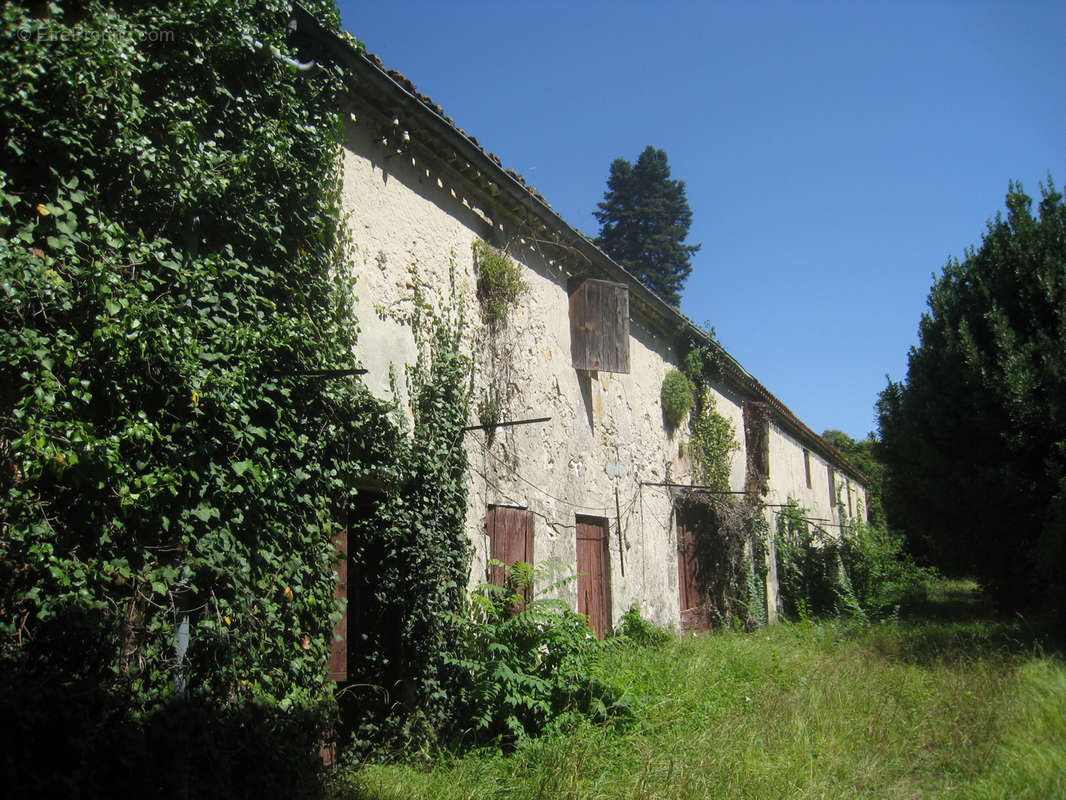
<box><xmin>335</xmin><ymin>1</ymin><xmax>1064</xmax><ymax>440</ymax></box>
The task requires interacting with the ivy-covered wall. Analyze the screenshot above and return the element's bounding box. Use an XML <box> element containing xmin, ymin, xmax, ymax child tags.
<box><xmin>0</xmin><ymin>0</ymin><xmax>474</xmax><ymax>792</ymax></box>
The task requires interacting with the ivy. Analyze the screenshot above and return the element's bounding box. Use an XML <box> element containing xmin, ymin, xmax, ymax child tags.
<box><xmin>0</xmin><ymin>1</ymin><xmax>424</xmax><ymax>794</ymax></box>
<box><xmin>689</xmin><ymin>391</ymin><xmax>739</xmax><ymax>491</ymax></box>
<box><xmin>340</xmin><ymin>263</ymin><xmax>474</xmax><ymax>754</ymax></box>
<box><xmin>675</xmin><ymin>334</ymin><xmax>763</xmax><ymax>627</ymax></box>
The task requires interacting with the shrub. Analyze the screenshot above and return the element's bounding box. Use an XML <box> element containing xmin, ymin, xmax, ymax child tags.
<box><xmin>660</xmin><ymin>369</ymin><xmax>695</xmax><ymax>430</ymax></box>
<box><xmin>616</xmin><ymin>605</ymin><xmax>673</xmax><ymax>648</ymax></box>
<box><xmin>444</xmin><ymin>562</ymin><xmax>631</xmax><ymax>748</ymax></box>
<box><xmin>774</xmin><ymin>500</ymin><xmax>936</xmax><ymax>621</ymax></box>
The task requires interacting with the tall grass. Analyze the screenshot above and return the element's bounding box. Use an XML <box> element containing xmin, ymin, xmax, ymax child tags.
<box><xmin>331</xmin><ymin>580</ymin><xmax>1065</xmax><ymax>799</ymax></box>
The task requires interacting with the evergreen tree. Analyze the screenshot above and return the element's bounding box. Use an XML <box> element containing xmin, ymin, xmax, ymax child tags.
<box><xmin>876</xmin><ymin>180</ymin><xmax>1066</xmax><ymax>613</ymax></box>
<box><xmin>593</xmin><ymin>146</ymin><xmax>700</xmax><ymax>306</ymax></box>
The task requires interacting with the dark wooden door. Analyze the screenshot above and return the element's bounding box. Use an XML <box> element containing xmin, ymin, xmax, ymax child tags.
<box><xmin>327</xmin><ymin>525</ymin><xmax>348</xmax><ymax>682</ymax></box>
<box><xmin>676</xmin><ymin>511</ymin><xmax>709</xmax><ymax>631</ymax></box>
<box><xmin>576</xmin><ymin>515</ymin><xmax>610</xmax><ymax>638</ymax></box>
<box><xmin>677</xmin><ymin>517</ymin><xmax>700</xmax><ymax>613</ymax></box>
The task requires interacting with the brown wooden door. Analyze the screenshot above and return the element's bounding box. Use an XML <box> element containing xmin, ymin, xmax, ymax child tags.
<box><xmin>677</xmin><ymin>517</ymin><xmax>700</xmax><ymax>613</ymax></box>
<box><xmin>576</xmin><ymin>515</ymin><xmax>610</xmax><ymax>638</ymax></box>
<box><xmin>487</xmin><ymin>506</ymin><xmax>534</xmax><ymax>609</ymax></box>
<box><xmin>328</xmin><ymin>525</ymin><xmax>348</xmax><ymax>682</ymax></box>
<box><xmin>676</xmin><ymin>511</ymin><xmax>709</xmax><ymax>631</ymax></box>
<box><xmin>486</xmin><ymin>506</ymin><xmax>534</xmax><ymax>582</ymax></box>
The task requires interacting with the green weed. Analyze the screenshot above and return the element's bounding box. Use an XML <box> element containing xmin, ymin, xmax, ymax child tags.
<box><xmin>330</xmin><ymin>579</ymin><xmax>1066</xmax><ymax>799</ymax></box>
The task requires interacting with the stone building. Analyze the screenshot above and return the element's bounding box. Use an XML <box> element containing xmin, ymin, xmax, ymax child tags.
<box><xmin>296</xmin><ymin>9</ymin><xmax>868</xmax><ymax>636</ymax></box>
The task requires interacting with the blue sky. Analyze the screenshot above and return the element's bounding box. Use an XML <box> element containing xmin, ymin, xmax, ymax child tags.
<box><xmin>336</xmin><ymin>1</ymin><xmax>1064</xmax><ymax>440</ymax></box>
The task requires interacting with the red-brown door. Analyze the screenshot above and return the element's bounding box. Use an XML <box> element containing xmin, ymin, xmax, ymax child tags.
<box><xmin>676</xmin><ymin>511</ymin><xmax>709</xmax><ymax>631</ymax></box>
<box><xmin>486</xmin><ymin>506</ymin><xmax>534</xmax><ymax>610</ymax></box>
<box><xmin>576</xmin><ymin>515</ymin><xmax>611</xmax><ymax>638</ymax></box>
<box><xmin>486</xmin><ymin>506</ymin><xmax>535</xmax><ymax>582</ymax></box>
<box><xmin>328</xmin><ymin>525</ymin><xmax>348</xmax><ymax>682</ymax></box>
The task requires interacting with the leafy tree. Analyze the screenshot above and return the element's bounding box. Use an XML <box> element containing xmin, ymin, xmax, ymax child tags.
<box><xmin>876</xmin><ymin>180</ymin><xmax>1066</xmax><ymax>613</ymax></box>
<box><xmin>593</xmin><ymin>146</ymin><xmax>700</xmax><ymax>306</ymax></box>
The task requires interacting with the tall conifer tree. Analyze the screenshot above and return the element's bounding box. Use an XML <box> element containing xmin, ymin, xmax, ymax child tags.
<box><xmin>877</xmin><ymin>180</ymin><xmax>1066</xmax><ymax>612</ymax></box>
<box><xmin>593</xmin><ymin>146</ymin><xmax>700</xmax><ymax>306</ymax></box>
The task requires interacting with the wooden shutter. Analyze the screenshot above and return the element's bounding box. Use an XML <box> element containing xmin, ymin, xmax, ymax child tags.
<box><xmin>827</xmin><ymin>465</ymin><xmax>836</xmax><ymax>511</ymax></box>
<box><xmin>569</xmin><ymin>279</ymin><xmax>630</xmax><ymax>373</ymax></box>
<box><xmin>576</xmin><ymin>515</ymin><xmax>611</xmax><ymax>638</ymax></box>
<box><xmin>327</xmin><ymin>526</ymin><xmax>348</xmax><ymax>682</ymax></box>
<box><xmin>803</xmin><ymin>449</ymin><xmax>812</xmax><ymax>489</ymax></box>
<box><xmin>743</xmin><ymin>402</ymin><xmax>771</xmax><ymax>495</ymax></box>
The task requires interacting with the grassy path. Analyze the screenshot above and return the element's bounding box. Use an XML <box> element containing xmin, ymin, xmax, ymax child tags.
<box><xmin>331</xmin><ymin>581</ymin><xmax>1065</xmax><ymax>799</ymax></box>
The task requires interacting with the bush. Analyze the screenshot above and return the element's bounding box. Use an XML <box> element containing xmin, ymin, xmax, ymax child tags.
<box><xmin>775</xmin><ymin>500</ymin><xmax>935</xmax><ymax>621</ymax></box>
<box><xmin>660</xmin><ymin>369</ymin><xmax>695</xmax><ymax>430</ymax></box>
<box><xmin>444</xmin><ymin>562</ymin><xmax>631</xmax><ymax>748</ymax></box>
<box><xmin>616</xmin><ymin>605</ymin><xmax>674</xmax><ymax>648</ymax></box>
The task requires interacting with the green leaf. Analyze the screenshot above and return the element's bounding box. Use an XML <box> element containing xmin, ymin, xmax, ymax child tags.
<box><xmin>190</xmin><ymin>504</ymin><xmax>216</xmax><ymax>522</ymax></box>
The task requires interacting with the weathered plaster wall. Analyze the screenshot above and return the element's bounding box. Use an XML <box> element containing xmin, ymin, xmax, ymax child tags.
<box><xmin>339</xmin><ymin>109</ymin><xmax>866</xmax><ymax>631</ymax></box>
<box><xmin>765</xmin><ymin>422</ymin><xmax>866</xmax><ymax>529</ymax></box>
<box><xmin>340</xmin><ymin>118</ymin><xmax>704</xmax><ymax>629</ymax></box>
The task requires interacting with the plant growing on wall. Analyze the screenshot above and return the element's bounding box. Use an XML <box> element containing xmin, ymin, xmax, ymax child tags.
<box><xmin>690</xmin><ymin>391</ymin><xmax>739</xmax><ymax>491</ymax></box>
<box><xmin>660</xmin><ymin>369</ymin><xmax>695</xmax><ymax>431</ymax></box>
<box><xmin>472</xmin><ymin>239</ymin><xmax>526</xmax><ymax>327</ymax></box>
<box><xmin>340</xmin><ymin>264</ymin><xmax>475</xmax><ymax>752</ymax></box>
<box><xmin>672</xmin><ymin>334</ymin><xmax>764</xmax><ymax>627</ymax></box>
<box><xmin>0</xmin><ymin>0</ymin><xmax>479</xmax><ymax>787</ymax></box>
<box><xmin>471</xmin><ymin>239</ymin><xmax>527</xmax><ymax>445</ymax></box>
<box><xmin>680</xmin><ymin>494</ymin><xmax>769</xmax><ymax>630</ymax></box>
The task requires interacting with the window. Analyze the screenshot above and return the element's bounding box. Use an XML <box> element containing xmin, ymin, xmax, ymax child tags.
<box><xmin>569</xmin><ymin>278</ymin><xmax>630</xmax><ymax>373</ymax></box>
<box><xmin>803</xmin><ymin>449</ymin><xmax>812</xmax><ymax>489</ymax></box>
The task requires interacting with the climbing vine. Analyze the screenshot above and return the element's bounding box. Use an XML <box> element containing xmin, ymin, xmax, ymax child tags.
<box><xmin>689</xmin><ymin>391</ymin><xmax>739</xmax><ymax>491</ymax></box>
<box><xmin>676</xmin><ymin>336</ymin><xmax>739</xmax><ymax>489</ymax></box>
<box><xmin>671</xmin><ymin>334</ymin><xmax>765</xmax><ymax>627</ymax></box>
<box><xmin>0</xmin><ymin>1</ymin><xmax>426</xmax><ymax>794</ymax></box>
<box><xmin>340</xmin><ymin>268</ymin><xmax>474</xmax><ymax>753</ymax></box>
<box><xmin>680</xmin><ymin>493</ymin><xmax>768</xmax><ymax>630</ymax></box>
<box><xmin>471</xmin><ymin>239</ymin><xmax>527</xmax><ymax>442</ymax></box>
